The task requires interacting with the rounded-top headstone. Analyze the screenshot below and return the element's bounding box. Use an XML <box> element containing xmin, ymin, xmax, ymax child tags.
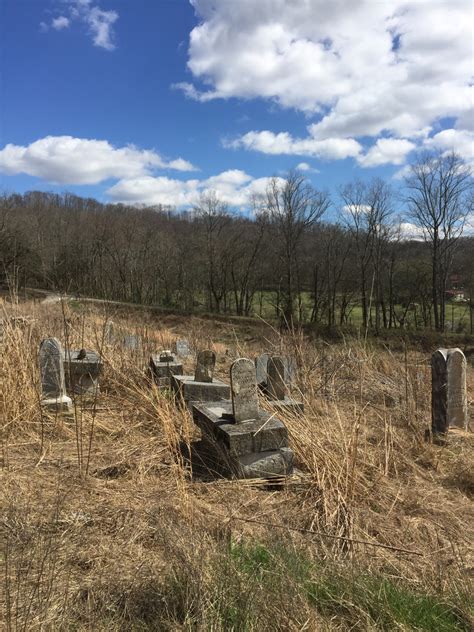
<box><xmin>446</xmin><ymin>348</ymin><xmax>468</xmax><ymax>429</ymax></box>
<box><xmin>39</xmin><ymin>337</ymin><xmax>66</xmax><ymax>398</ymax></box>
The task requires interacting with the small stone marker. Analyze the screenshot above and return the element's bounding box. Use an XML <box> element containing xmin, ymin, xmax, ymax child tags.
<box><xmin>175</xmin><ymin>338</ymin><xmax>191</xmax><ymax>358</ymax></box>
<box><xmin>63</xmin><ymin>348</ymin><xmax>102</xmax><ymax>396</ymax></box>
<box><xmin>194</xmin><ymin>350</ymin><xmax>216</xmax><ymax>383</ymax></box>
<box><xmin>267</xmin><ymin>356</ymin><xmax>287</xmax><ymax>401</ymax></box>
<box><xmin>39</xmin><ymin>337</ymin><xmax>72</xmax><ymax>411</ymax></box>
<box><xmin>230</xmin><ymin>358</ymin><xmax>260</xmax><ymax>423</ymax></box>
<box><xmin>431</xmin><ymin>348</ymin><xmax>468</xmax><ymax>435</ymax></box>
<box><xmin>123</xmin><ymin>334</ymin><xmax>141</xmax><ymax>350</ymax></box>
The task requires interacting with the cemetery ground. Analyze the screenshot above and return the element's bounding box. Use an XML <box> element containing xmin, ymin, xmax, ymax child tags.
<box><xmin>1</xmin><ymin>298</ymin><xmax>473</xmax><ymax>631</ymax></box>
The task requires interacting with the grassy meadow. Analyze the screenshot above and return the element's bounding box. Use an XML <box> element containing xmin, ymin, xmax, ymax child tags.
<box><xmin>1</xmin><ymin>295</ymin><xmax>473</xmax><ymax>630</ymax></box>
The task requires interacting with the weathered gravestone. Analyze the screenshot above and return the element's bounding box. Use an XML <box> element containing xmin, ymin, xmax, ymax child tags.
<box><xmin>175</xmin><ymin>338</ymin><xmax>192</xmax><ymax>358</ymax></box>
<box><xmin>39</xmin><ymin>337</ymin><xmax>72</xmax><ymax>412</ymax></box>
<box><xmin>123</xmin><ymin>334</ymin><xmax>141</xmax><ymax>350</ymax></box>
<box><xmin>231</xmin><ymin>358</ymin><xmax>260</xmax><ymax>422</ymax></box>
<box><xmin>63</xmin><ymin>348</ymin><xmax>102</xmax><ymax>396</ymax></box>
<box><xmin>171</xmin><ymin>349</ymin><xmax>229</xmax><ymax>408</ymax></box>
<box><xmin>192</xmin><ymin>358</ymin><xmax>294</xmax><ymax>478</ymax></box>
<box><xmin>149</xmin><ymin>350</ymin><xmax>183</xmax><ymax>387</ymax></box>
<box><xmin>267</xmin><ymin>355</ymin><xmax>304</xmax><ymax>414</ymax></box>
<box><xmin>432</xmin><ymin>348</ymin><xmax>468</xmax><ymax>435</ymax></box>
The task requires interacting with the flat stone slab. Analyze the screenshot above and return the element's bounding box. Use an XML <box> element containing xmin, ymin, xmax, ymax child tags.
<box><xmin>172</xmin><ymin>375</ymin><xmax>230</xmax><ymax>408</ymax></box>
<box><xmin>192</xmin><ymin>400</ymin><xmax>289</xmax><ymax>457</ymax></box>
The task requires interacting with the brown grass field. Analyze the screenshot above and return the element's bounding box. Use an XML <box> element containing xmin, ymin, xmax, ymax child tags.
<box><xmin>1</xmin><ymin>296</ymin><xmax>473</xmax><ymax>631</ymax></box>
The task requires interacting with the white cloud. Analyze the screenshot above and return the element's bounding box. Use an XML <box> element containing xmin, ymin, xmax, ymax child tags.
<box><xmin>296</xmin><ymin>162</ymin><xmax>319</xmax><ymax>173</ymax></box>
<box><xmin>42</xmin><ymin>1</ymin><xmax>118</xmax><ymax>50</ymax></box>
<box><xmin>397</xmin><ymin>222</ymin><xmax>425</xmax><ymax>241</ymax></box>
<box><xmin>107</xmin><ymin>170</ymin><xmax>283</xmax><ymax>209</ymax></box>
<box><xmin>424</xmin><ymin>129</ymin><xmax>474</xmax><ymax>165</ymax></box>
<box><xmin>0</xmin><ymin>136</ymin><xmax>197</xmax><ymax>185</ymax></box>
<box><xmin>182</xmin><ymin>0</ymin><xmax>472</xmax><ymax>165</ymax></box>
<box><xmin>228</xmin><ymin>130</ymin><xmax>362</xmax><ymax>160</ymax></box>
<box><xmin>357</xmin><ymin>138</ymin><xmax>416</xmax><ymax>168</ymax></box>
<box><xmin>51</xmin><ymin>16</ymin><xmax>70</xmax><ymax>31</ymax></box>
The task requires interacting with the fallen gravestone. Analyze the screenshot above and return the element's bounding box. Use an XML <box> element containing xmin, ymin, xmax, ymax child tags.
<box><xmin>192</xmin><ymin>358</ymin><xmax>294</xmax><ymax>479</ymax></box>
<box><xmin>172</xmin><ymin>349</ymin><xmax>229</xmax><ymax>408</ymax></box>
<box><xmin>39</xmin><ymin>337</ymin><xmax>72</xmax><ymax>412</ymax></box>
<box><xmin>431</xmin><ymin>348</ymin><xmax>468</xmax><ymax>435</ymax></box>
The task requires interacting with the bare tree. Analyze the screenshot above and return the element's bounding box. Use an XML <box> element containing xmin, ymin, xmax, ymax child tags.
<box><xmin>404</xmin><ymin>151</ymin><xmax>472</xmax><ymax>331</ymax></box>
<box><xmin>265</xmin><ymin>171</ymin><xmax>330</xmax><ymax>327</ymax></box>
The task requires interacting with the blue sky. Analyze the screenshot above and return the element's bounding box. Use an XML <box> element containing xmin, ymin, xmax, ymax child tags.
<box><xmin>1</xmin><ymin>0</ymin><xmax>472</xmax><ymax>213</ymax></box>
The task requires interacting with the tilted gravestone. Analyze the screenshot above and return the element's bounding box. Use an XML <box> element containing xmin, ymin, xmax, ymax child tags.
<box><xmin>192</xmin><ymin>357</ymin><xmax>294</xmax><ymax>478</ymax></box>
<box><xmin>432</xmin><ymin>348</ymin><xmax>468</xmax><ymax>435</ymax></box>
<box><xmin>231</xmin><ymin>358</ymin><xmax>260</xmax><ymax>422</ymax></box>
<box><xmin>171</xmin><ymin>349</ymin><xmax>229</xmax><ymax>408</ymax></box>
<box><xmin>39</xmin><ymin>337</ymin><xmax>72</xmax><ymax>412</ymax></box>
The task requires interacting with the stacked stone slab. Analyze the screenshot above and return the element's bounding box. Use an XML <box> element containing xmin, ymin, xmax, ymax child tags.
<box><xmin>39</xmin><ymin>337</ymin><xmax>72</xmax><ymax>412</ymax></box>
<box><xmin>266</xmin><ymin>355</ymin><xmax>304</xmax><ymax>414</ymax></box>
<box><xmin>149</xmin><ymin>350</ymin><xmax>183</xmax><ymax>387</ymax></box>
<box><xmin>192</xmin><ymin>358</ymin><xmax>294</xmax><ymax>479</ymax></box>
<box><xmin>431</xmin><ymin>348</ymin><xmax>469</xmax><ymax>435</ymax></box>
<box><xmin>63</xmin><ymin>348</ymin><xmax>102</xmax><ymax>396</ymax></box>
<box><xmin>172</xmin><ymin>349</ymin><xmax>230</xmax><ymax>408</ymax></box>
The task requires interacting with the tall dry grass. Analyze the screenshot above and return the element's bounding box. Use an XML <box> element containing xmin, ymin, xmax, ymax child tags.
<box><xmin>1</xmin><ymin>297</ymin><xmax>473</xmax><ymax>630</ymax></box>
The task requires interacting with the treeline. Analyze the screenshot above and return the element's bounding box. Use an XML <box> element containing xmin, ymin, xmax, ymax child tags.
<box><xmin>1</xmin><ymin>153</ymin><xmax>473</xmax><ymax>332</ymax></box>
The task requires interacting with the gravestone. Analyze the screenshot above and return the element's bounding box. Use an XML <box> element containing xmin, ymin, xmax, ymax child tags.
<box><xmin>39</xmin><ymin>338</ymin><xmax>72</xmax><ymax>411</ymax></box>
<box><xmin>266</xmin><ymin>355</ymin><xmax>304</xmax><ymax>414</ymax></box>
<box><xmin>255</xmin><ymin>353</ymin><xmax>270</xmax><ymax>390</ymax></box>
<box><xmin>171</xmin><ymin>349</ymin><xmax>229</xmax><ymax>408</ymax></box>
<box><xmin>123</xmin><ymin>334</ymin><xmax>141</xmax><ymax>350</ymax></box>
<box><xmin>63</xmin><ymin>348</ymin><xmax>102</xmax><ymax>396</ymax></box>
<box><xmin>104</xmin><ymin>321</ymin><xmax>116</xmax><ymax>344</ymax></box>
<box><xmin>431</xmin><ymin>348</ymin><xmax>468</xmax><ymax>435</ymax></box>
<box><xmin>230</xmin><ymin>358</ymin><xmax>260</xmax><ymax>422</ymax></box>
<box><xmin>267</xmin><ymin>356</ymin><xmax>287</xmax><ymax>400</ymax></box>
<box><xmin>159</xmin><ymin>350</ymin><xmax>174</xmax><ymax>362</ymax></box>
<box><xmin>195</xmin><ymin>350</ymin><xmax>216</xmax><ymax>383</ymax></box>
<box><xmin>192</xmin><ymin>357</ymin><xmax>294</xmax><ymax>479</ymax></box>
<box><xmin>175</xmin><ymin>339</ymin><xmax>192</xmax><ymax>358</ymax></box>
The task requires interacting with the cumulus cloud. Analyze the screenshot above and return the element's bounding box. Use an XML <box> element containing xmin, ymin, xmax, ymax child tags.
<box><xmin>296</xmin><ymin>162</ymin><xmax>319</xmax><ymax>173</ymax></box>
<box><xmin>51</xmin><ymin>16</ymin><xmax>70</xmax><ymax>30</ymax></box>
<box><xmin>424</xmin><ymin>129</ymin><xmax>474</xmax><ymax>165</ymax></box>
<box><xmin>357</xmin><ymin>138</ymin><xmax>416</xmax><ymax>168</ymax></box>
<box><xmin>42</xmin><ymin>1</ymin><xmax>118</xmax><ymax>50</ymax></box>
<box><xmin>227</xmin><ymin>130</ymin><xmax>362</xmax><ymax>160</ymax></box>
<box><xmin>182</xmin><ymin>0</ymin><xmax>472</xmax><ymax>166</ymax></box>
<box><xmin>0</xmin><ymin>136</ymin><xmax>197</xmax><ymax>185</ymax></box>
<box><xmin>107</xmin><ymin>170</ymin><xmax>283</xmax><ymax>209</ymax></box>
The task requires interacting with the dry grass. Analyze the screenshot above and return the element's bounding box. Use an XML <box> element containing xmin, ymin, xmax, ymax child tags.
<box><xmin>1</xmin><ymin>296</ymin><xmax>473</xmax><ymax>630</ymax></box>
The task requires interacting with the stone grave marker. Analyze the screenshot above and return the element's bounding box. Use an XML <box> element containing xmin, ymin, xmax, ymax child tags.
<box><xmin>123</xmin><ymin>334</ymin><xmax>141</xmax><ymax>350</ymax></box>
<box><xmin>431</xmin><ymin>348</ymin><xmax>468</xmax><ymax>435</ymax></box>
<box><xmin>63</xmin><ymin>348</ymin><xmax>102</xmax><ymax>396</ymax></box>
<box><xmin>39</xmin><ymin>337</ymin><xmax>72</xmax><ymax>411</ymax></box>
<box><xmin>255</xmin><ymin>353</ymin><xmax>270</xmax><ymax>389</ymax></box>
<box><xmin>175</xmin><ymin>338</ymin><xmax>192</xmax><ymax>358</ymax></box>
<box><xmin>171</xmin><ymin>349</ymin><xmax>229</xmax><ymax>408</ymax></box>
<box><xmin>230</xmin><ymin>358</ymin><xmax>260</xmax><ymax>423</ymax></box>
<box><xmin>195</xmin><ymin>350</ymin><xmax>216</xmax><ymax>383</ymax></box>
<box><xmin>267</xmin><ymin>355</ymin><xmax>287</xmax><ymax>400</ymax></box>
<box><xmin>149</xmin><ymin>351</ymin><xmax>183</xmax><ymax>387</ymax></box>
